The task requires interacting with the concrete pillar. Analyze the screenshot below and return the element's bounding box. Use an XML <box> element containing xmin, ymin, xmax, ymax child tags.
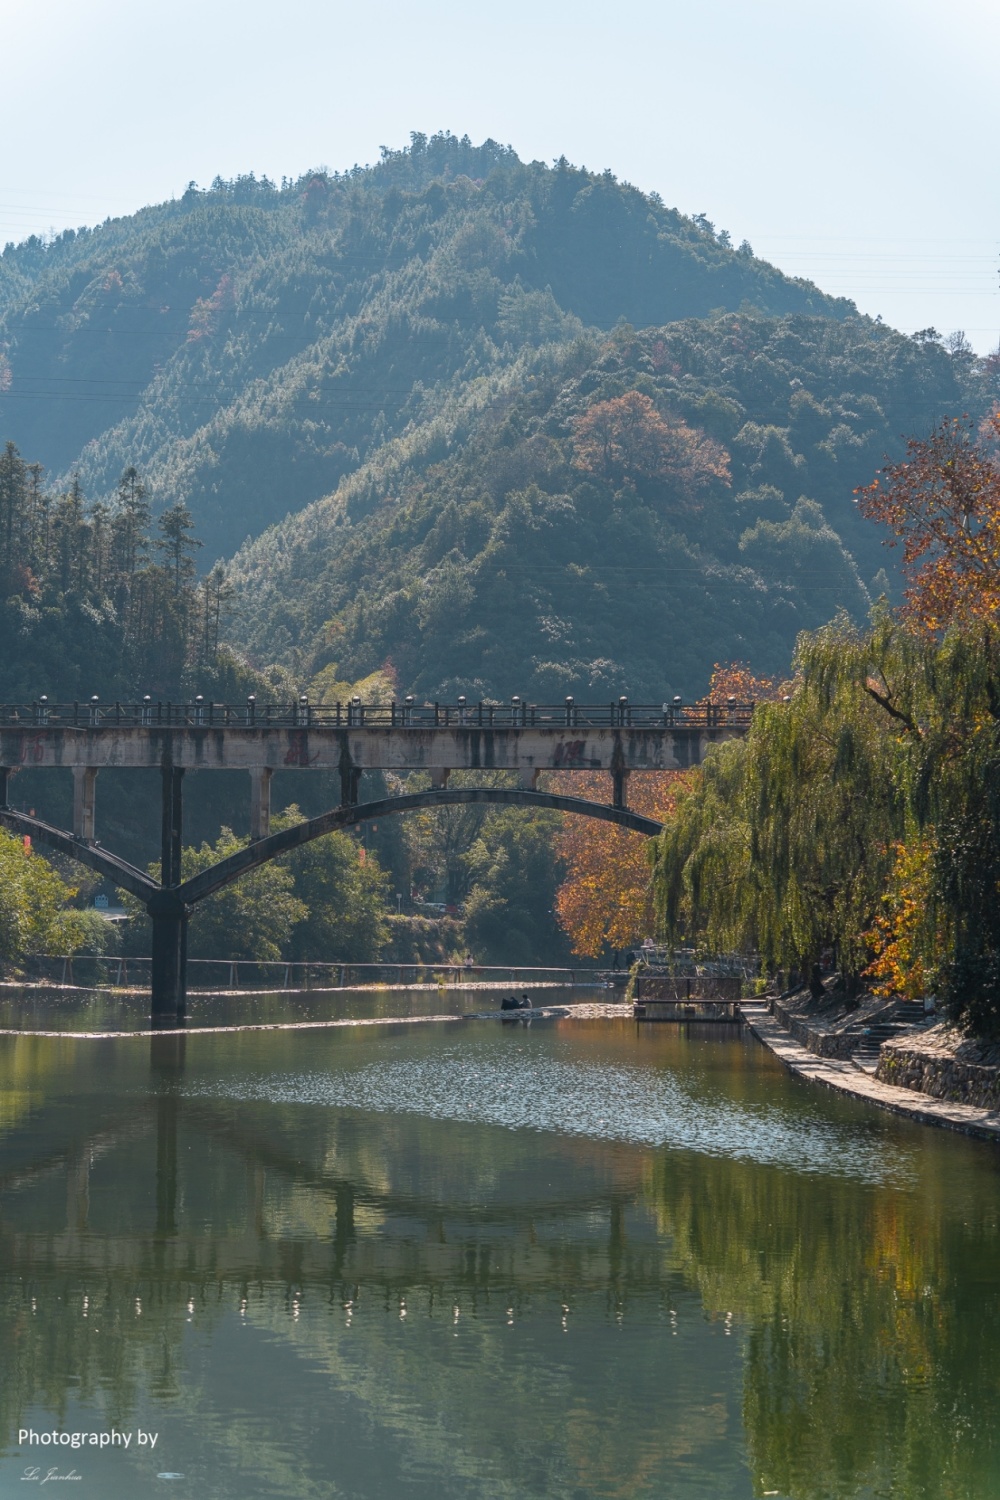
<box><xmin>151</xmin><ymin>765</ymin><xmax>187</xmax><ymax>1026</ymax></box>
<box><xmin>150</xmin><ymin>897</ymin><xmax>187</xmax><ymax>1025</ymax></box>
<box><xmin>72</xmin><ymin>766</ymin><xmax>98</xmax><ymax>841</ymax></box>
<box><xmin>429</xmin><ymin>768</ymin><xmax>450</xmax><ymax>789</ymax></box>
<box><xmin>0</xmin><ymin>767</ymin><xmax>9</xmax><ymax>809</ymax></box>
<box><xmin>249</xmin><ymin>767</ymin><xmax>272</xmax><ymax>841</ymax></box>
<box><xmin>340</xmin><ymin>764</ymin><xmax>362</xmax><ymax>806</ymax></box>
<box><xmin>612</xmin><ymin>769</ymin><xmax>630</xmax><ymax>809</ymax></box>
<box><xmin>160</xmin><ymin>766</ymin><xmax>184</xmax><ymax>887</ymax></box>
<box><xmin>519</xmin><ymin>767</ymin><xmax>539</xmax><ymax>790</ymax></box>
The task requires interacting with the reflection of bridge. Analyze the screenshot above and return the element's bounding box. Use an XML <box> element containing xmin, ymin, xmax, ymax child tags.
<box><xmin>0</xmin><ymin>1035</ymin><xmax>656</xmax><ymax>1296</ymax></box>
<box><xmin>0</xmin><ymin>699</ymin><xmax>752</xmax><ymax>1021</ymax></box>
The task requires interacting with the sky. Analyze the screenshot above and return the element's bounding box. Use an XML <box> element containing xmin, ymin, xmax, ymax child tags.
<box><xmin>3</xmin><ymin>0</ymin><xmax>998</xmax><ymax>349</ymax></box>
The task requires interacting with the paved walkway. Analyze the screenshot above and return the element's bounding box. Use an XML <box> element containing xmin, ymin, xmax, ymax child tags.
<box><xmin>741</xmin><ymin>1001</ymin><xmax>1000</xmax><ymax>1143</ymax></box>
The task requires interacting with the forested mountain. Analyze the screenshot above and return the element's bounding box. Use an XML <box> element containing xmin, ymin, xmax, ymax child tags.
<box><xmin>229</xmin><ymin>313</ymin><xmax>992</xmax><ymax>699</ymax></box>
<box><xmin>0</xmin><ymin>132</ymin><xmax>993</xmax><ymax>706</ymax></box>
<box><xmin>1</xmin><ymin>133</ymin><xmax>851</xmax><ymax>564</ymax></box>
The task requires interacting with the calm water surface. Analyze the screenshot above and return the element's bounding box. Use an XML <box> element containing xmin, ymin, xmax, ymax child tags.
<box><xmin>0</xmin><ymin>991</ymin><xmax>998</xmax><ymax>1498</ymax></box>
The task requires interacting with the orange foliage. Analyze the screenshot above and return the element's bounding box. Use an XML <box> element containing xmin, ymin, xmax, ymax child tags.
<box><xmin>551</xmin><ymin>770</ymin><xmax>688</xmax><ymax>957</ymax></box>
<box><xmin>552</xmin><ymin>662</ymin><xmax>782</xmax><ymax>957</ymax></box>
<box><xmin>855</xmin><ymin>410</ymin><xmax>1000</xmax><ymax>630</ymax></box>
<box><xmin>571</xmin><ymin>391</ymin><xmax>730</xmax><ymax>503</ymax></box>
<box><xmin>698</xmin><ymin>661</ymin><xmax>786</xmax><ymax>703</ymax></box>
<box><xmin>863</xmin><ymin>839</ymin><xmax>934</xmax><ymax>999</ymax></box>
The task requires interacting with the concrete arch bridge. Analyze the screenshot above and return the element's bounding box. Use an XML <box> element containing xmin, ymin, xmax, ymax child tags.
<box><xmin>0</xmin><ymin>697</ymin><xmax>752</xmax><ymax>1022</ymax></box>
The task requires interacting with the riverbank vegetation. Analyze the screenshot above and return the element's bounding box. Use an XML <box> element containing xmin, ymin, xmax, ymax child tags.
<box><xmin>0</xmin><ymin>829</ymin><xmax>109</xmax><ymax>965</ymax></box>
<box><xmin>651</xmin><ymin>413</ymin><xmax>1000</xmax><ymax>1037</ymax></box>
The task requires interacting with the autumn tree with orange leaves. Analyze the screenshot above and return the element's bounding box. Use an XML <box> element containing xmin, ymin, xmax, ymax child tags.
<box><xmin>552</xmin><ymin>664</ymin><xmax>781</xmax><ymax>958</ymax></box>
<box><xmin>552</xmin><ymin>769</ymin><xmax>686</xmax><ymax>957</ymax></box>
<box><xmin>856</xmin><ymin>410</ymin><xmax>1000</xmax><ymax>630</ymax></box>
<box><xmin>571</xmin><ymin>391</ymin><xmax>730</xmax><ymax>505</ymax></box>
<box><xmin>863</xmin><ymin>838</ymin><xmax>937</xmax><ymax>1000</ymax></box>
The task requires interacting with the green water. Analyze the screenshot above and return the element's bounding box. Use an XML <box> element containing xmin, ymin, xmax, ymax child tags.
<box><xmin>0</xmin><ymin>983</ymin><xmax>578</xmax><ymax>1031</ymax></box>
<box><xmin>0</xmin><ymin>1001</ymin><xmax>998</xmax><ymax>1498</ymax></box>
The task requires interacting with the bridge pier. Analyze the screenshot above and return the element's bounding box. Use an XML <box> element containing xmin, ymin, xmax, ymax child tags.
<box><xmin>149</xmin><ymin>895</ymin><xmax>188</xmax><ymax>1025</ymax></box>
<box><xmin>612</xmin><ymin>769</ymin><xmax>630</xmax><ymax>809</ymax></box>
<box><xmin>150</xmin><ymin>766</ymin><xmax>187</xmax><ymax>1025</ymax></box>
<box><xmin>72</xmin><ymin>767</ymin><xmax>98</xmax><ymax>841</ymax></box>
<box><xmin>249</xmin><ymin>767</ymin><xmax>272</xmax><ymax>840</ymax></box>
<box><xmin>0</xmin><ymin>766</ymin><xmax>8</xmax><ymax>809</ymax></box>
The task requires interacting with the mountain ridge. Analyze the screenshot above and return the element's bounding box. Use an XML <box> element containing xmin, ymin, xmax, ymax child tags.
<box><xmin>0</xmin><ymin>132</ymin><xmax>854</xmax><ymax>562</ymax></box>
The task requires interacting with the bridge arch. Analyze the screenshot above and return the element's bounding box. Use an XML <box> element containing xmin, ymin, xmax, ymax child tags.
<box><xmin>0</xmin><ymin>786</ymin><xmax>662</xmax><ymax>1022</ymax></box>
<box><xmin>176</xmin><ymin>787</ymin><xmax>662</xmax><ymax>905</ymax></box>
<box><xmin>2</xmin><ymin>787</ymin><xmax>661</xmax><ymax>909</ymax></box>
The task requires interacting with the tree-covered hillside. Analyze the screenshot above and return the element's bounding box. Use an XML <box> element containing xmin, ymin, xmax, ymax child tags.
<box><xmin>0</xmin><ymin>133</ymin><xmax>852</xmax><ymax>562</ymax></box>
<box><xmin>228</xmin><ymin>313</ymin><xmax>992</xmax><ymax>699</ymax></box>
<box><xmin>0</xmin><ymin>132</ymin><xmax>994</xmax><ymax>705</ymax></box>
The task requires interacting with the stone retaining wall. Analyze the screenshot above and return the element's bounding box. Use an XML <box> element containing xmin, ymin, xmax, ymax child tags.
<box><xmin>769</xmin><ymin>994</ymin><xmax>896</xmax><ymax>1060</ymax></box>
<box><xmin>877</xmin><ymin>1035</ymin><xmax>1000</xmax><ymax>1110</ymax></box>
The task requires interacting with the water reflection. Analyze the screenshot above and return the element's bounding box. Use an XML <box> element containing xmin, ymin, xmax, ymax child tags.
<box><xmin>0</xmin><ymin>1011</ymin><xmax>997</xmax><ymax>1498</ymax></box>
<box><xmin>191</xmin><ymin>1034</ymin><xmax>918</xmax><ymax>1185</ymax></box>
<box><xmin>0</xmin><ymin>983</ymin><xmax>546</xmax><ymax>1032</ymax></box>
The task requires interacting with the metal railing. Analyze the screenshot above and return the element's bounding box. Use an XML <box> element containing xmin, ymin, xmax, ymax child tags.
<box><xmin>0</xmin><ymin>699</ymin><xmax>757</xmax><ymax>731</ymax></box>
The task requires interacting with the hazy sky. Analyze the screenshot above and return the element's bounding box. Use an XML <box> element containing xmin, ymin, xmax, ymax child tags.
<box><xmin>4</xmin><ymin>0</ymin><xmax>998</xmax><ymax>348</ymax></box>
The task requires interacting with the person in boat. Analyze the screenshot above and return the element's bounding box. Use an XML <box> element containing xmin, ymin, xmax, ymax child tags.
<box><xmin>520</xmin><ymin>993</ymin><xmax>532</xmax><ymax>1010</ymax></box>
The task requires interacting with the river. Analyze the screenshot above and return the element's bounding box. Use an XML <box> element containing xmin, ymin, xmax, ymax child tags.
<box><xmin>0</xmin><ymin>989</ymin><xmax>997</xmax><ymax>1498</ymax></box>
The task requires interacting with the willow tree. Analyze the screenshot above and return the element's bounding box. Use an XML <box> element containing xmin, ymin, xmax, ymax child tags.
<box><xmin>817</xmin><ymin>611</ymin><xmax>1000</xmax><ymax>1030</ymax></box>
<box><xmin>651</xmin><ymin>612</ymin><xmax>913</xmax><ymax>983</ymax></box>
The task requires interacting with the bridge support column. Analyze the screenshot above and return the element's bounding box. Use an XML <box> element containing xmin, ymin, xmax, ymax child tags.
<box><xmin>612</xmin><ymin>769</ymin><xmax>630</xmax><ymax>809</ymax></box>
<box><xmin>72</xmin><ymin>766</ymin><xmax>98</xmax><ymax>841</ymax></box>
<box><xmin>340</xmin><ymin>762</ymin><xmax>362</xmax><ymax>806</ymax></box>
<box><xmin>0</xmin><ymin>767</ymin><xmax>9</xmax><ymax>809</ymax></box>
<box><xmin>150</xmin><ymin>897</ymin><xmax>188</xmax><ymax>1026</ymax></box>
<box><xmin>519</xmin><ymin>767</ymin><xmax>539</xmax><ymax>790</ymax></box>
<box><xmin>161</xmin><ymin>766</ymin><xmax>184</xmax><ymax>886</ymax></box>
<box><xmin>429</xmin><ymin>768</ymin><xmax>450</xmax><ymax>789</ymax></box>
<box><xmin>249</xmin><ymin>767</ymin><xmax>272</xmax><ymax>840</ymax></box>
<box><xmin>151</xmin><ymin>765</ymin><xmax>187</xmax><ymax>1026</ymax></box>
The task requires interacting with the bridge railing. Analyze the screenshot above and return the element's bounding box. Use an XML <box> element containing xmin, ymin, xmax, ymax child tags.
<box><xmin>0</xmin><ymin>700</ymin><xmax>756</xmax><ymax>730</ymax></box>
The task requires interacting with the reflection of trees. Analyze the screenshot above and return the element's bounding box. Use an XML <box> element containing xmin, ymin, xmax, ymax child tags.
<box><xmin>645</xmin><ymin>1145</ymin><xmax>1000</xmax><ymax>1499</ymax></box>
<box><xmin>0</xmin><ymin>1042</ymin><xmax>732</xmax><ymax>1497</ymax></box>
<box><xmin>3</xmin><ymin>1023</ymin><xmax>1000</xmax><ymax>1499</ymax></box>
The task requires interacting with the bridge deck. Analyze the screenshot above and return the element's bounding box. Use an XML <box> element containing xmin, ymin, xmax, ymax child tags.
<box><xmin>0</xmin><ymin>700</ymin><xmax>752</xmax><ymax>773</ymax></box>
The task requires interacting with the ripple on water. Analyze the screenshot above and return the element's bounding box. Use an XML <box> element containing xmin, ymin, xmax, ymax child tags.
<box><xmin>185</xmin><ymin>1039</ymin><xmax>918</xmax><ymax>1188</ymax></box>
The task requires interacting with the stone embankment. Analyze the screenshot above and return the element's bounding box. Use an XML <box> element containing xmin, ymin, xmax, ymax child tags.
<box><xmin>764</xmin><ymin>984</ymin><xmax>1000</xmax><ymax>1113</ymax></box>
<box><xmin>877</xmin><ymin>1027</ymin><xmax>1000</xmax><ymax>1111</ymax></box>
<box><xmin>742</xmin><ymin>1001</ymin><xmax>1000</xmax><ymax>1142</ymax></box>
<box><xmin>769</xmin><ymin>988</ymin><xmax>903</xmax><ymax>1059</ymax></box>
